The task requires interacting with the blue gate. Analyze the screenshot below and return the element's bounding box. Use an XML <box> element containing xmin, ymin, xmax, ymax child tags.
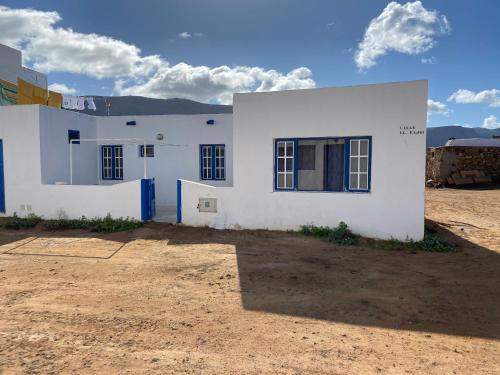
<box><xmin>141</xmin><ymin>178</ymin><xmax>155</xmax><ymax>221</ymax></box>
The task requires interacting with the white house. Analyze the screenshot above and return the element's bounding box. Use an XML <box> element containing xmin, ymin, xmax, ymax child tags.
<box><xmin>0</xmin><ymin>104</ymin><xmax>233</xmax><ymax>221</ymax></box>
<box><xmin>179</xmin><ymin>81</ymin><xmax>428</xmax><ymax>240</ymax></box>
<box><xmin>0</xmin><ymin>47</ymin><xmax>427</xmax><ymax>240</ymax></box>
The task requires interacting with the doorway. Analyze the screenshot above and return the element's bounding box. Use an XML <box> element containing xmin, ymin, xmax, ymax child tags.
<box><xmin>324</xmin><ymin>143</ymin><xmax>344</xmax><ymax>191</ymax></box>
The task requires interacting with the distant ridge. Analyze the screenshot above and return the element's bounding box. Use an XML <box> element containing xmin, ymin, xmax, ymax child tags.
<box><xmin>74</xmin><ymin>96</ymin><xmax>233</xmax><ymax>116</ymax></box>
<box><xmin>427</xmin><ymin>126</ymin><xmax>500</xmax><ymax>147</ymax></box>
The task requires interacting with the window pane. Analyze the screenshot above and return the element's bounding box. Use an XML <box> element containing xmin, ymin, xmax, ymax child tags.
<box><xmin>278</xmin><ymin>143</ymin><xmax>285</xmax><ymax>157</ymax></box>
<box><xmin>285</xmin><ymin>173</ymin><xmax>293</xmax><ymax>188</ymax></box>
<box><xmin>285</xmin><ymin>157</ymin><xmax>293</xmax><ymax>172</ymax></box>
<box><xmin>350</xmin><ymin>140</ymin><xmax>359</xmax><ymax>156</ymax></box>
<box><xmin>278</xmin><ymin>157</ymin><xmax>284</xmax><ymax>172</ymax></box>
<box><xmin>359</xmin><ymin>174</ymin><xmax>368</xmax><ymax>189</ymax></box>
<box><xmin>146</xmin><ymin>145</ymin><xmax>154</xmax><ymax>157</ymax></box>
<box><xmin>286</xmin><ymin>142</ymin><xmax>293</xmax><ymax>157</ymax></box>
<box><xmin>350</xmin><ymin>156</ymin><xmax>358</xmax><ymax>172</ymax></box>
<box><xmin>359</xmin><ymin>156</ymin><xmax>368</xmax><ymax>172</ymax></box>
<box><xmin>277</xmin><ymin>173</ymin><xmax>285</xmax><ymax>188</ymax></box>
<box><xmin>360</xmin><ymin>140</ymin><xmax>368</xmax><ymax>156</ymax></box>
<box><xmin>349</xmin><ymin>173</ymin><xmax>358</xmax><ymax>189</ymax></box>
<box><xmin>298</xmin><ymin>145</ymin><xmax>315</xmax><ymax>170</ymax></box>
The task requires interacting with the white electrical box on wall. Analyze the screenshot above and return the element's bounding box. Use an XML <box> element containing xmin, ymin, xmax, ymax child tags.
<box><xmin>198</xmin><ymin>198</ymin><xmax>217</xmax><ymax>213</ymax></box>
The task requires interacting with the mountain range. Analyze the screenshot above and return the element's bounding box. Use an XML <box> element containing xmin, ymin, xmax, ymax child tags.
<box><xmin>426</xmin><ymin>126</ymin><xmax>500</xmax><ymax>147</ymax></box>
<box><xmin>74</xmin><ymin>96</ymin><xmax>499</xmax><ymax>147</ymax></box>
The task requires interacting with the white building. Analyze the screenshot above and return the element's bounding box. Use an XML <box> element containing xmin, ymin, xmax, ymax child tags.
<box><xmin>0</xmin><ymin>78</ymin><xmax>427</xmax><ymax>240</ymax></box>
<box><xmin>0</xmin><ymin>44</ymin><xmax>47</xmax><ymax>88</ymax></box>
<box><xmin>0</xmin><ymin>104</ymin><xmax>232</xmax><ymax>221</ymax></box>
<box><xmin>179</xmin><ymin>80</ymin><xmax>428</xmax><ymax>240</ymax></box>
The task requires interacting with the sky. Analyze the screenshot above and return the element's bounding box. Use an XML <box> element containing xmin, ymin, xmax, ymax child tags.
<box><xmin>0</xmin><ymin>0</ymin><xmax>498</xmax><ymax>128</ymax></box>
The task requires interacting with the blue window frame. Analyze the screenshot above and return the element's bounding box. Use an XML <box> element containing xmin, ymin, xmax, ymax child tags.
<box><xmin>139</xmin><ymin>144</ymin><xmax>154</xmax><ymax>157</ymax></box>
<box><xmin>68</xmin><ymin>129</ymin><xmax>80</xmax><ymax>144</ymax></box>
<box><xmin>101</xmin><ymin>145</ymin><xmax>123</xmax><ymax>180</ymax></box>
<box><xmin>200</xmin><ymin>144</ymin><xmax>225</xmax><ymax>180</ymax></box>
<box><xmin>274</xmin><ymin>137</ymin><xmax>371</xmax><ymax>192</ymax></box>
<box><xmin>345</xmin><ymin>137</ymin><xmax>372</xmax><ymax>192</ymax></box>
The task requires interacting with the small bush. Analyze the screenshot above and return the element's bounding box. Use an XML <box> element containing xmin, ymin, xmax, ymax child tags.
<box><xmin>42</xmin><ymin>214</ymin><xmax>143</xmax><ymax>233</ymax></box>
<box><xmin>301</xmin><ymin>222</ymin><xmax>450</xmax><ymax>252</ymax></box>
<box><xmin>300</xmin><ymin>225</ymin><xmax>332</xmax><ymax>238</ymax></box>
<box><xmin>414</xmin><ymin>231</ymin><xmax>451</xmax><ymax>252</ymax></box>
<box><xmin>328</xmin><ymin>221</ymin><xmax>358</xmax><ymax>246</ymax></box>
<box><xmin>3</xmin><ymin>213</ymin><xmax>42</xmax><ymax>229</ymax></box>
<box><xmin>301</xmin><ymin>221</ymin><xmax>358</xmax><ymax>246</ymax></box>
<box><xmin>380</xmin><ymin>229</ymin><xmax>451</xmax><ymax>253</ymax></box>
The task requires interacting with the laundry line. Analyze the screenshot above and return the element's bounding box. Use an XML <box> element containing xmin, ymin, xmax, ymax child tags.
<box><xmin>62</xmin><ymin>95</ymin><xmax>96</xmax><ymax>111</ymax></box>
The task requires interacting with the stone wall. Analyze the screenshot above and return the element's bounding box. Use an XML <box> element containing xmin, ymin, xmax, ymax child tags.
<box><xmin>426</xmin><ymin>146</ymin><xmax>500</xmax><ymax>184</ymax></box>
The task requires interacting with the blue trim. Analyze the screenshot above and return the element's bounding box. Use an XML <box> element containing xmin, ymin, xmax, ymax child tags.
<box><xmin>293</xmin><ymin>139</ymin><xmax>298</xmax><ymax>190</ymax></box>
<box><xmin>274</xmin><ymin>139</ymin><xmax>298</xmax><ymax>191</ymax></box>
<box><xmin>200</xmin><ymin>144</ymin><xmax>226</xmax><ymax>181</ymax></box>
<box><xmin>345</xmin><ymin>136</ymin><xmax>372</xmax><ymax>193</ymax></box>
<box><xmin>0</xmin><ymin>140</ymin><xmax>5</xmax><ymax>213</ymax></box>
<box><xmin>140</xmin><ymin>178</ymin><xmax>155</xmax><ymax>221</ymax></box>
<box><xmin>177</xmin><ymin>179</ymin><xmax>182</xmax><ymax>223</ymax></box>
<box><xmin>274</xmin><ymin>136</ymin><xmax>372</xmax><ymax>193</ymax></box>
<box><xmin>68</xmin><ymin>129</ymin><xmax>80</xmax><ymax>144</ymax></box>
<box><xmin>101</xmin><ymin>145</ymin><xmax>124</xmax><ymax>180</ymax></box>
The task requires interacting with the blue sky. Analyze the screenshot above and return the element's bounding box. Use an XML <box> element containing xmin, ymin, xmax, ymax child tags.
<box><xmin>0</xmin><ymin>0</ymin><xmax>499</xmax><ymax>128</ymax></box>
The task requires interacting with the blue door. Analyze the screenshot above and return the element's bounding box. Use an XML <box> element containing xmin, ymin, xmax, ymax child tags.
<box><xmin>0</xmin><ymin>140</ymin><xmax>5</xmax><ymax>212</ymax></box>
<box><xmin>141</xmin><ymin>178</ymin><xmax>156</xmax><ymax>221</ymax></box>
<box><xmin>324</xmin><ymin>144</ymin><xmax>344</xmax><ymax>191</ymax></box>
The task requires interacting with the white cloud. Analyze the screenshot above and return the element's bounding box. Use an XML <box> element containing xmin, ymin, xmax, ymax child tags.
<box><xmin>48</xmin><ymin>83</ymin><xmax>76</xmax><ymax>95</ymax></box>
<box><xmin>355</xmin><ymin>1</ymin><xmax>450</xmax><ymax>70</ymax></box>
<box><xmin>0</xmin><ymin>6</ymin><xmax>161</xmax><ymax>79</ymax></box>
<box><xmin>115</xmin><ymin>65</ymin><xmax>315</xmax><ymax>105</ymax></box>
<box><xmin>448</xmin><ymin>89</ymin><xmax>500</xmax><ymax>108</ymax></box>
<box><xmin>178</xmin><ymin>32</ymin><xmax>204</xmax><ymax>39</ymax></box>
<box><xmin>482</xmin><ymin>115</ymin><xmax>500</xmax><ymax>129</ymax></box>
<box><xmin>421</xmin><ymin>57</ymin><xmax>436</xmax><ymax>64</ymax></box>
<box><xmin>0</xmin><ymin>5</ymin><xmax>315</xmax><ymax>103</ymax></box>
<box><xmin>427</xmin><ymin>99</ymin><xmax>449</xmax><ymax>115</ymax></box>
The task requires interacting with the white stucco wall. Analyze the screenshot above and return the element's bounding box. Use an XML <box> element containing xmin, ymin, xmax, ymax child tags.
<box><xmin>12</xmin><ymin>180</ymin><xmax>142</xmax><ymax>220</ymax></box>
<box><xmin>0</xmin><ymin>44</ymin><xmax>47</xmax><ymax>87</ymax></box>
<box><xmin>0</xmin><ymin>105</ymin><xmax>141</xmax><ymax>219</ymax></box>
<box><xmin>39</xmin><ymin>106</ymin><xmax>98</xmax><ymax>185</ymax></box>
<box><xmin>180</xmin><ymin>81</ymin><xmax>428</xmax><ymax>240</ymax></box>
<box><xmin>96</xmin><ymin>114</ymin><xmax>233</xmax><ymax>206</ymax></box>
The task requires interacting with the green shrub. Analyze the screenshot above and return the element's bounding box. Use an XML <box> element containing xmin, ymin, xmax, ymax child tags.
<box><xmin>3</xmin><ymin>213</ymin><xmax>42</xmax><ymax>229</ymax></box>
<box><xmin>300</xmin><ymin>225</ymin><xmax>332</xmax><ymax>238</ymax></box>
<box><xmin>42</xmin><ymin>214</ymin><xmax>143</xmax><ymax>233</ymax></box>
<box><xmin>300</xmin><ymin>221</ymin><xmax>358</xmax><ymax>246</ymax></box>
<box><xmin>301</xmin><ymin>222</ymin><xmax>450</xmax><ymax>252</ymax></box>
<box><xmin>414</xmin><ymin>231</ymin><xmax>451</xmax><ymax>252</ymax></box>
<box><xmin>380</xmin><ymin>229</ymin><xmax>451</xmax><ymax>253</ymax></box>
<box><xmin>328</xmin><ymin>221</ymin><xmax>358</xmax><ymax>246</ymax></box>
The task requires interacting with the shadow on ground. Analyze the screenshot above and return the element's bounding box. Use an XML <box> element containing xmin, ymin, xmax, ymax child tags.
<box><xmin>1</xmin><ymin>220</ymin><xmax>499</xmax><ymax>340</ymax></box>
<box><xmin>165</xmin><ymin>221</ymin><xmax>500</xmax><ymax>340</ymax></box>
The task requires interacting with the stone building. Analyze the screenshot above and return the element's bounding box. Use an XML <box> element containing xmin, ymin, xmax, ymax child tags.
<box><xmin>426</xmin><ymin>138</ymin><xmax>500</xmax><ymax>185</ymax></box>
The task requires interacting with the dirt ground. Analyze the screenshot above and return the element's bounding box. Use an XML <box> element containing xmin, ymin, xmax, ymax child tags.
<box><xmin>0</xmin><ymin>188</ymin><xmax>499</xmax><ymax>374</ymax></box>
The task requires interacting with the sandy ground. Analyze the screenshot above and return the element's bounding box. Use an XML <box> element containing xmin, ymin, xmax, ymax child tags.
<box><xmin>0</xmin><ymin>188</ymin><xmax>499</xmax><ymax>374</ymax></box>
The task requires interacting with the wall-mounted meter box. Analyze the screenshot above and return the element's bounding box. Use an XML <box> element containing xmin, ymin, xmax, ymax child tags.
<box><xmin>198</xmin><ymin>198</ymin><xmax>217</xmax><ymax>213</ymax></box>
